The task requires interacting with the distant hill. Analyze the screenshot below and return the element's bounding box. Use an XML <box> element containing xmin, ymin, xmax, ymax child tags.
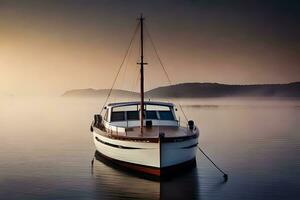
<box><xmin>145</xmin><ymin>82</ymin><xmax>300</xmax><ymax>98</ymax></box>
<box><xmin>63</xmin><ymin>82</ymin><xmax>300</xmax><ymax>98</ymax></box>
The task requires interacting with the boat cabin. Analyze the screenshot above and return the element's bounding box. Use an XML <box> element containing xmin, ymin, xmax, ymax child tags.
<box><xmin>103</xmin><ymin>101</ymin><xmax>179</xmax><ymax>128</ymax></box>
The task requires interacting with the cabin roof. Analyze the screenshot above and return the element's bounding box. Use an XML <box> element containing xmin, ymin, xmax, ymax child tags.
<box><xmin>107</xmin><ymin>101</ymin><xmax>174</xmax><ymax>108</ymax></box>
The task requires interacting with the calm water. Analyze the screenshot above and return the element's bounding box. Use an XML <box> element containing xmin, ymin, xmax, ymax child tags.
<box><xmin>0</xmin><ymin>97</ymin><xmax>299</xmax><ymax>200</ymax></box>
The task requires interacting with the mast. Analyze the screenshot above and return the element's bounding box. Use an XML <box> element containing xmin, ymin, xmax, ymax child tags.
<box><xmin>138</xmin><ymin>14</ymin><xmax>147</xmax><ymax>134</ymax></box>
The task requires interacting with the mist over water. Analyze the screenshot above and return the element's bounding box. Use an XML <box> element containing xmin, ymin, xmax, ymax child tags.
<box><xmin>0</xmin><ymin>97</ymin><xmax>299</xmax><ymax>200</ymax></box>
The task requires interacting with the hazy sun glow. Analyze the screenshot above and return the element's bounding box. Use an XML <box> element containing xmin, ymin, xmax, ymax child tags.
<box><xmin>1</xmin><ymin>0</ymin><xmax>299</xmax><ymax>96</ymax></box>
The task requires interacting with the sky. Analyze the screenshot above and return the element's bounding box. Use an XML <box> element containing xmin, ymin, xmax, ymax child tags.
<box><xmin>0</xmin><ymin>0</ymin><xmax>300</xmax><ymax>96</ymax></box>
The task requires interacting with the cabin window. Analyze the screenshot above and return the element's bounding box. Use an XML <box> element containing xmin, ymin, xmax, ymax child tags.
<box><xmin>127</xmin><ymin>111</ymin><xmax>139</xmax><ymax>120</ymax></box>
<box><xmin>145</xmin><ymin>111</ymin><xmax>158</xmax><ymax>119</ymax></box>
<box><xmin>111</xmin><ymin>111</ymin><xmax>125</xmax><ymax>121</ymax></box>
<box><xmin>158</xmin><ymin>111</ymin><xmax>175</xmax><ymax>120</ymax></box>
<box><xmin>110</xmin><ymin>104</ymin><xmax>175</xmax><ymax>121</ymax></box>
<box><xmin>146</xmin><ymin>105</ymin><xmax>170</xmax><ymax>111</ymax></box>
<box><xmin>113</xmin><ymin>105</ymin><xmax>138</xmax><ymax>112</ymax></box>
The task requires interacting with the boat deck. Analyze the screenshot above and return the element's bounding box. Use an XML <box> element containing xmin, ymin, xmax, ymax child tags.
<box><xmin>99</xmin><ymin>125</ymin><xmax>197</xmax><ymax>140</ymax></box>
<box><xmin>128</xmin><ymin>126</ymin><xmax>193</xmax><ymax>138</ymax></box>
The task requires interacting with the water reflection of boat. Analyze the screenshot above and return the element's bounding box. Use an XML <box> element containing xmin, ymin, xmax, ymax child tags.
<box><xmin>90</xmin><ymin>15</ymin><xmax>199</xmax><ymax>176</ymax></box>
<box><xmin>92</xmin><ymin>151</ymin><xmax>200</xmax><ymax>200</ymax></box>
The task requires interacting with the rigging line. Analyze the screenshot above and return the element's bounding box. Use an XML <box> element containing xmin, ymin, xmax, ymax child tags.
<box><xmin>100</xmin><ymin>22</ymin><xmax>140</xmax><ymax>114</ymax></box>
<box><xmin>144</xmin><ymin>24</ymin><xmax>188</xmax><ymax>122</ymax></box>
<box><xmin>120</xmin><ymin>27</ymin><xmax>138</xmax><ymax>90</ymax></box>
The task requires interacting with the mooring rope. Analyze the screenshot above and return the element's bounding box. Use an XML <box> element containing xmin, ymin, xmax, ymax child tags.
<box><xmin>100</xmin><ymin>22</ymin><xmax>140</xmax><ymax>114</ymax></box>
<box><xmin>144</xmin><ymin>24</ymin><xmax>228</xmax><ymax>180</ymax></box>
<box><xmin>198</xmin><ymin>146</ymin><xmax>228</xmax><ymax>180</ymax></box>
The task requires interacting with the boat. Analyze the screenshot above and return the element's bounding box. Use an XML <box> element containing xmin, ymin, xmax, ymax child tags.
<box><xmin>90</xmin><ymin>15</ymin><xmax>199</xmax><ymax>176</ymax></box>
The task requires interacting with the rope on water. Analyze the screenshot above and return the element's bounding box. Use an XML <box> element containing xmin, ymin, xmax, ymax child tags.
<box><xmin>198</xmin><ymin>146</ymin><xmax>228</xmax><ymax>181</ymax></box>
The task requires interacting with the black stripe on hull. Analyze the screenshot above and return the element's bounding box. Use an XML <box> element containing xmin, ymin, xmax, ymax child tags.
<box><xmin>181</xmin><ymin>143</ymin><xmax>198</xmax><ymax>149</ymax></box>
<box><xmin>95</xmin><ymin>135</ymin><xmax>198</xmax><ymax>150</ymax></box>
<box><xmin>95</xmin><ymin>137</ymin><xmax>142</xmax><ymax>149</ymax></box>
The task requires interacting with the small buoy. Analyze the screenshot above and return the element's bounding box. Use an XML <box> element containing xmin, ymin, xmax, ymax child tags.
<box><xmin>223</xmin><ymin>174</ymin><xmax>228</xmax><ymax>181</ymax></box>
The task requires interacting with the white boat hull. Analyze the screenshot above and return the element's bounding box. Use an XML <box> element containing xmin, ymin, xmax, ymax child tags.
<box><xmin>92</xmin><ymin>128</ymin><xmax>198</xmax><ymax>175</ymax></box>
